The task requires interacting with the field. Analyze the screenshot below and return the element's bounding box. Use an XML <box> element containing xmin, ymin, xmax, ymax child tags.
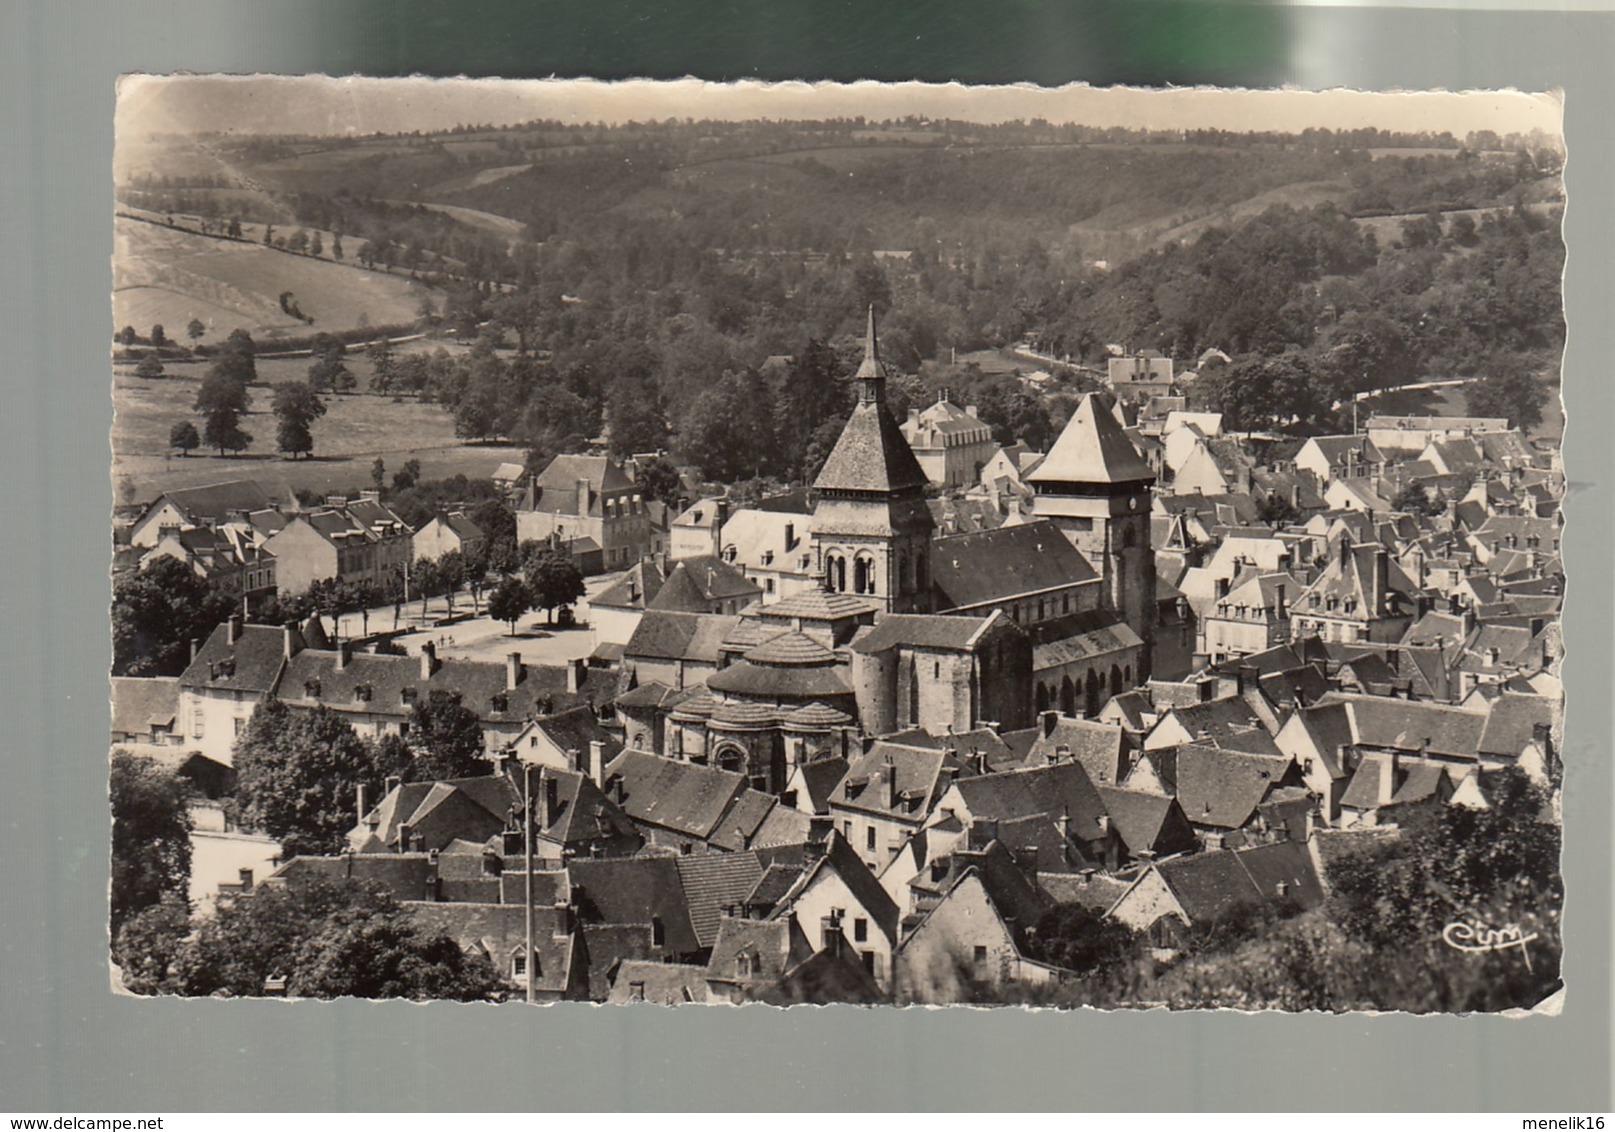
<box><xmin>112</xmin><ymin>216</ymin><xmax>434</xmax><ymax>341</ymax></box>
<box><xmin>111</xmin><ymin>363</ymin><xmax>523</xmax><ymax>502</ymax></box>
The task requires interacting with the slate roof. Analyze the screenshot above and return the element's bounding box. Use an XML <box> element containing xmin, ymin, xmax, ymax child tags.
<box><xmin>760</xmin><ymin>590</ymin><xmax>880</xmax><ymax>623</ymax></box>
<box><xmin>1025</xmin><ymin>717</ymin><xmax>1128</xmax><ymax>785</ymax></box>
<box><xmin>788</xmin><ymin>756</ymin><xmax>851</xmax><ymax>811</ymax></box>
<box><xmin>110</xmin><ymin>676</ymin><xmax>180</xmax><ymax>736</ymax></box>
<box><xmin>566</xmin><ymin>856</ymin><xmax>701</xmax><ymax>955</ymax></box>
<box><xmin>851</xmin><ymin>612</ymin><xmax>997</xmax><ymax>654</ymax></box>
<box><xmin>1038</xmin><ymin>870</ymin><xmax>1132</xmax><ymax>912</ymax></box>
<box><xmin>606</xmin><ymin>960</ymin><xmax>710</xmax><ymax>1005</ymax></box>
<box><xmin>1153</xmin><ymin>694</ymin><xmax>1269</xmax><ymax>746</ymax></box>
<box><xmin>704</xmin><ymin>659</ymin><xmax>852</xmax><ymax>699</ymax></box>
<box><xmin>705</xmin><ymin>916</ymin><xmax>814</xmax><ymax>992</ymax></box>
<box><xmin>1148</xmin><ymin>840</ymin><xmax>1323</xmax><ymax>924</ymax></box>
<box><xmin>949</xmin><ymin>761</ymin><xmax>1109</xmax><ymax>844</ymax></box>
<box><xmin>147</xmin><ymin>479</ymin><xmax>279</xmax><ymax>526</ymax></box>
<box><xmin>1170</xmin><ymin>745</ymin><xmax>1295</xmax><ymax>830</ymax></box>
<box><xmin>829</xmin><ymin>742</ymin><xmax>952</xmax><ymax>821</ymax></box>
<box><xmin>774</xmin><ymin>832</ymin><xmax>902</xmax><ymax>944</ymax></box>
<box><xmin>1318</xmin><ymin>692</ymin><xmax>1490</xmax><ymax>759</ymax></box>
<box><xmin>648</xmin><ymin>556</ymin><xmax>761</xmax><ymax>612</ymax></box>
<box><xmin>178</xmin><ymin>623</ymin><xmax>289</xmax><ymax>695</ymax></box>
<box><xmin>1028</xmin><ymin>610</ymin><xmax>1144</xmax><ymax>670</ymax></box>
<box><xmin>1028</xmin><ymin>393</ymin><xmax>1156</xmax><ymax>486</ymax></box>
<box><xmin>1477</xmin><ymin>693</ymin><xmax>1558</xmax><ymax>758</ymax></box>
<box><xmin>812</xmin><ymin>312</ymin><xmax>931</xmax><ymax>496</ymax></box>
<box><xmin>929</xmin><ymin>521</ymin><xmax>1098</xmax><ymax>610</ymax></box>
<box><xmin>745</xmin><ymin>631</ymin><xmax>838</xmax><ymax>666</ymax></box>
<box><xmin>744</xmin><ymin>863</ymin><xmax>806</xmax><ymax>916</ymax></box>
<box><xmin>623</xmin><ymin>611</ymin><xmax>739</xmax><ymax>664</ymax></box>
<box><xmin>1339</xmin><ymin>757</ymin><xmax>1449</xmax><ymax>812</ymax></box>
<box><xmin>529</xmin><ymin>454</ymin><xmax>635</xmax><ymax>516</ymax></box>
<box><xmin>591</xmin><ymin>558</ymin><xmax>666</xmax><ymax>611</ymax></box>
<box><xmin>675</xmin><ymin>851</ymin><xmax>766</xmax><ymax>947</ymax></box>
<box><xmin>276</xmin><ymin>649</ymin><xmax>593</xmax><ymax>724</ymax></box>
<box><xmin>603</xmin><ymin>749</ymin><xmax>748</xmax><ymax>840</ymax></box>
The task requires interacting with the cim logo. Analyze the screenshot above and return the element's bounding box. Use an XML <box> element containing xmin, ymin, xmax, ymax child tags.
<box><xmin>1442</xmin><ymin>919</ymin><xmax>1539</xmax><ymax>969</ymax></box>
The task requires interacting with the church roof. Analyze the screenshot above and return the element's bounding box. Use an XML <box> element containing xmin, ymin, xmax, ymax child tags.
<box><xmin>744</xmin><ymin>631</ymin><xmax>838</xmax><ymax>667</ymax></box>
<box><xmin>1028</xmin><ymin>393</ymin><xmax>1156</xmax><ymax>486</ymax></box>
<box><xmin>811</xmin><ymin>309</ymin><xmax>931</xmax><ymax>496</ymax></box>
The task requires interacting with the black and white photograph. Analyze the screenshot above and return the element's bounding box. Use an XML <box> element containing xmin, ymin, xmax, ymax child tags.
<box><xmin>108</xmin><ymin>75</ymin><xmax>1566</xmax><ymax>1013</ymax></box>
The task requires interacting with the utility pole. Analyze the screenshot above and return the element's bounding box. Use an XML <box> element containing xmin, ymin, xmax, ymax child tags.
<box><xmin>523</xmin><ymin>760</ymin><xmax>535</xmax><ymax>1005</ymax></box>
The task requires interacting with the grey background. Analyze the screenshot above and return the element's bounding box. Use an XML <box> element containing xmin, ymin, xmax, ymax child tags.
<box><xmin>2</xmin><ymin>0</ymin><xmax>1610</xmax><ymax>1112</ymax></box>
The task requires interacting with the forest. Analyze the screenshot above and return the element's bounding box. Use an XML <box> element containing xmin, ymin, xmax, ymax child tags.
<box><xmin>120</xmin><ymin>118</ymin><xmax>1565</xmax><ymax>485</ymax></box>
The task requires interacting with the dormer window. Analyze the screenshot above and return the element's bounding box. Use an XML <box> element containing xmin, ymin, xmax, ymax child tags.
<box><xmin>303</xmin><ymin>679</ymin><xmax>321</xmax><ymax>698</ymax></box>
<box><xmin>491</xmin><ymin>693</ymin><xmax>509</xmax><ymax>713</ymax></box>
<box><xmin>402</xmin><ymin>687</ymin><xmax>419</xmax><ymax>704</ymax></box>
<box><xmin>354</xmin><ymin>684</ymin><xmax>373</xmax><ymax>703</ymax></box>
<box><xmin>736</xmin><ymin>952</ymin><xmax>756</xmax><ymax>978</ymax></box>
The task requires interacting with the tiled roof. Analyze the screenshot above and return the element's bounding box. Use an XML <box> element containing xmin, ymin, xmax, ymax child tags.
<box><xmin>110</xmin><ymin>676</ymin><xmax>180</xmax><ymax>736</ymax></box>
<box><xmin>708</xmin><ymin>700</ymin><xmax>783</xmax><ymax>729</ymax></box>
<box><xmin>745</xmin><ymin>631</ymin><xmax>837</xmax><ymax>666</ymax></box>
<box><xmin>1029</xmin><ymin>612</ymin><xmax>1144</xmax><ymax>670</ymax></box>
<box><xmin>1028</xmin><ymin>394</ymin><xmax>1155</xmax><ymax>485</ymax></box>
<box><xmin>151</xmin><ymin>479</ymin><xmax>277</xmax><ymax>525</ymax></box>
<box><xmin>761</xmin><ymin>590</ymin><xmax>880</xmax><ymax>622</ymax></box>
<box><xmin>1153</xmin><ymin>840</ymin><xmax>1322</xmax><ymax>924</ymax></box>
<box><xmin>276</xmin><ymin>649</ymin><xmax>593</xmax><ymax>724</ymax></box>
<box><xmin>706</xmin><ymin>916</ymin><xmax>813</xmax><ymax>990</ymax></box>
<box><xmin>929</xmin><ymin>521</ymin><xmax>1098</xmax><ymax>610</ymax></box>
<box><xmin>675</xmin><ymin>851</ymin><xmax>766</xmax><ymax>947</ymax></box>
<box><xmin>178</xmin><ymin>623</ymin><xmax>288</xmax><ymax>694</ymax></box>
<box><xmin>789</xmin><ymin>756</ymin><xmax>850</xmax><ymax>811</ymax></box>
<box><xmin>1094</xmin><ymin>787</ymin><xmax>1195</xmax><ymax>857</ymax></box>
<box><xmin>704</xmin><ymin>659</ymin><xmax>852</xmax><ymax>699</ymax></box>
<box><xmin>1477</xmin><ymin>693</ymin><xmax>1558</xmax><ymax>758</ymax></box>
<box><xmin>606</xmin><ymin>960</ymin><xmax>710</xmax><ymax>1005</ymax></box>
<box><xmin>829</xmin><ymin>742</ymin><xmax>951</xmax><ymax>821</ymax></box>
<box><xmin>1025</xmin><ymin>717</ymin><xmax>1128</xmax><ymax>785</ymax></box>
<box><xmin>1319</xmin><ymin>692</ymin><xmax>1489</xmax><ymax>759</ymax></box>
<box><xmin>745</xmin><ymin>863</ymin><xmax>806</xmax><ymax>915</ymax></box>
<box><xmin>404</xmin><ymin>900</ymin><xmax>576</xmax><ymax>996</ymax></box>
<box><xmin>782</xmin><ymin>702</ymin><xmax>854</xmax><ymax>730</ymax></box>
<box><xmin>591</xmin><ymin>558</ymin><xmax>665</xmax><ymax>611</ymax></box>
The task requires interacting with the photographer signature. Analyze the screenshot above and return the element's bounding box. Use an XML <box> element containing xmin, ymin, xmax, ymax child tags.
<box><xmin>1442</xmin><ymin>919</ymin><xmax>1538</xmax><ymax>969</ymax></box>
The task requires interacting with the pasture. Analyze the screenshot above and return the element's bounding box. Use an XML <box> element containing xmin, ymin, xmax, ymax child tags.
<box><xmin>113</xmin><ymin>216</ymin><xmax>433</xmax><ymax>341</ymax></box>
<box><xmin>111</xmin><ymin>364</ymin><xmax>522</xmax><ymax>502</ymax></box>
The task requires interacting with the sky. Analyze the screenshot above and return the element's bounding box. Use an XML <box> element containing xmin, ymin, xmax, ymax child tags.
<box><xmin>116</xmin><ymin>75</ymin><xmax>1563</xmax><ymax>144</ymax></box>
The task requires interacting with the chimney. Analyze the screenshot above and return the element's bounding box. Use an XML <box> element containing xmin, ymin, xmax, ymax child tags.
<box><xmin>359</xmin><ymin>489</ymin><xmax>380</xmax><ymax>503</ymax></box>
<box><xmin>543</xmin><ymin>774</ymin><xmax>560</xmax><ymax>829</ymax></box>
<box><xmin>189</xmin><ymin>637</ymin><xmax>200</xmax><ymax>663</ymax></box>
<box><xmin>784</xmin><ymin>521</ymin><xmax>795</xmax><ymax>550</ymax></box>
<box><xmin>1377</xmin><ymin>755</ymin><xmax>1397</xmax><ymax>807</ymax></box>
<box><xmin>356</xmin><ymin>783</ymin><xmax>368</xmax><ymax>826</ymax></box>
<box><xmin>237</xmin><ymin>868</ymin><xmax>254</xmax><ymax>891</ymax></box>
<box><xmin>283</xmin><ymin>621</ymin><xmax>303</xmax><ymax>660</ymax></box>
<box><xmin>883</xmin><ymin>754</ymin><xmax>899</xmax><ymax>809</ymax></box>
<box><xmin>227</xmin><ymin>614</ymin><xmax>243</xmax><ymax>645</ymax></box>
<box><xmin>1274</xmin><ymin>583</ymin><xmax>1287</xmax><ymax>620</ymax></box>
<box><xmin>419</xmin><ymin>640</ymin><xmax>438</xmax><ymax>680</ymax></box>
<box><xmin>326</xmin><ymin>494</ymin><xmax>348</xmax><ymax>509</ymax></box>
<box><xmin>1238</xmin><ymin>665</ymin><xmax>1259</xmax><ymax>696</ymax></box>
<box><xmin>1372</xmin><ymin>548</ymin><xmax>1390</xmax><ymax>614</ymax></box>
<box><xmin>576</xmin><ymin>478</ymin><xmax>591</xmax><ymax>519</ymax></box>
<box><xmin>1053</xmin><ymin>744</ymin><xmax>1072</xmax><ymax>765</ymax></box>
<box><xmin>1204</xmin><ymin>833</ymin><xmax>1225</xmax><ymax>852</ymax></box>
<box><xmin>966</xmin><ymin>404</ymin><xmax>978</xmax><ymax>419</ymax></box>
<box><xmin>1041</xmin><ymin>710</ymin><xmax>1059</xmax><ymax>738</ymax></box>
<box><xmin>1055</xmin><ymin>807</ymin><xmax>1072</xmax><ymax>863</ymax></box>
<box><xmin>820</xmin><ymin>911</ymin><xmax>843</xmax><ymax>955</ymax></box>
<box><xmin>336</xmin><ymin>640</ymin><xmax>352</xmax><ymax>671</ymax></box>
<box><xmin>588</xmin><ymin>740</ymin><xmax>606</xmax><ymax>787</ymax></box>
<box><xmin>506</xmin><ymin>651</ymin><xmax>524</xmax><ymax>690</ymax></box>
<box><xmin>566</xmin><ymin>658</ymin><xmax>585</xmax><ymax>694</ymax></box>
<box><xmin>425</xmin><ymin>849</ymin><xmax>441</xmax><ymax>901</ymax></box>
<box><xmin>384</xmin><ymin>775</ymin><xmax>400</xmax><ymax>794</ymax></box>
<box><xmin>553</xmin><ymin>898</ymin><xmax>575</xmax><ymax>940</ymax></box>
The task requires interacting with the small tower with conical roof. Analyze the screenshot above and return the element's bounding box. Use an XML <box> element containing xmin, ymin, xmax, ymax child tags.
<box><xmin>809</xmin><ymin>308</ymin><xmax>935</xmax><ymax>613</ymax></box>
<box><xmin>1028</xmin><ymin>392</ymin><xmax>1157</xmax><ymax>677</ymax></box>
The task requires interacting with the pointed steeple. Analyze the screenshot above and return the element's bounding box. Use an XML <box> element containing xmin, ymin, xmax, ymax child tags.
<box><xmin>854</xmin><ymin>305</ymin><xmax>884</xmax><ymax>403</ymax></box>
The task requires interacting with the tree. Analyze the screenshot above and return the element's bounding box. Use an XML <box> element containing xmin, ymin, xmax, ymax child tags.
<box><xmin>635</xmin><ymin>456</ymin><xmax>685</xmax><ymax>508</ymax></box>
<box><xmin>606</xmin><ymin>375</ymin><xmax>667</xmax><ymax>457</ymax></box>
<box><xmin>230</xmin><ymin>701</ymin><xmax>386</xmax><ymax>858</ymax></box>
<box><xmin>186</xmin><ymin>318</ymin><xmax>206</xmax><ymax>346</ymax></box>
<box><xmin>111</xmin><ymin>556</ymin><xmax>234</xmax><ymax>676</ymax></box>
<box><xmin>367</xmin><ymin>338</ymin><xmax>397</xmax><ymax>393</ymax></box>
<box><xmin>523</xmin><ymin>543</ymin><xmax>585</xmax><ymax>624</ymax></box>
<box><xmin>272</xmin><ymin>382</ymin><xmax>327</xmax><ymax>458</ymax></box>
<box><xmin>1024</xmin><ymin>903</ymin><xmax>1136</xmax><ymax>974</ymax></box>
<box><xmin>310</xmin><ymin>231</ymin><xmax>324</xmax><ymax>257</ymax></box>
<box><xmin>135</xmin><ymin>353</ymin><xmax>165</xmax><ymax>379</ymax></box>
<box><xmin>371</xmin><ymin>457</ymin><xmax>387</xmax><ymax>491</ymax></box>
<box><xmin>210</xmin><ymin>329</ymin><xmax>258</xmax><ymax>384</ymax></box>
<box><xmin>331</xmin><ymin>233</ymin><xmax>344</xmax><ymax>260</ymax></box>
<box><xmin>202</xmin><ymin>406</ymin><xmax>252</xmax><ymax>455</ymax></box>
<box><xmin>176</xmin><ymin>875</ymin><xmax>499</xmax><ymax>1000</ymax></box>
<box><xmin>392</xmin><ymin>458</ymin><xmax>422</xmax><ymax>493</ymax></box>
<box><xmin>117</xmin><ymin>326</ymin><xmax>139</xmax><ymax>347</ymax></box>
<box><xmin>169</xmin><ymin>420</ymin><xmax>200</xmax><ymax>456</ymax></box>
<box><xmin>150</xmin><ymin>324</ymin><xmax>167</xmax><ymax>348</ymax></box>
<box><xmin>1465</xmin><ymin>358</ymin><xmax>1547</xmax><ymax>433</ymax></box>
<box><xmin>112</xmin><ymin>897</ymin><xmax>192</xmax><ymax>995</ymax></box>
<box><xmin>110</xmin><ymin>751</ymin><xmax>193</xmax><ymax>937</ymax></box>
<box><xmin>407</xmin><ymin>691</ymin><xmax>490</xmax><ymax>780</ymax></box>
<box><xmin>308</xmin><ymin>355</ymin><xmax>356</xmax><ymax>395</ymax></box>
<box><xmin>486</xmin><ymin>576</ymin><xmax>532</xmax><ymax>635</ymax></box>
<box><xmin>437</xmin><ymin>549</ymin><xmax>467</xmax><ymax>615</ymax></box>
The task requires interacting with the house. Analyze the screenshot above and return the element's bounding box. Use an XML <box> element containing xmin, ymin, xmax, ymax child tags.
<box><xmin>1337</xmin><ymin>754</ymin><xmax>1454</xmax><ymax>828</ymax></box>
<box><xmin>516</xmin><ymin>454</ymin><xmax>653</xmax><ymax>573</ymax></box>
<box><xmin>900</xmin><ymin>391</ymin><xmax>999</xmax><ymax>489</ymax></box>
<box><xmin>1294</xmin><ymin>435</ymin><xmax>1387</xmax><ymax>485</ymax></box>
<box><xmin>704</xmin><ymin>915</ymin><xmax>816</xmax><ymax>1004</ymax></box>
<box><xmin>1364</xmin><ymin>414</ymin><xmax>1511</xmax><ymax>456</ymax></box>
<box><xmin>261</xmin><ymin>492</ymin><xmax>413</xmax><ymax>595</ymax></box>
<box><xmin>1128</xmin><ymin>744</ymin><xmax>1303</xmax><ymax>844</ymax></box>
<box><xmin>1105</xmin><ymin>839</ymin><xmax>1324</xmax><ymax>941</ymax></box>
<box><xmin>620</xmin><ymin>610</ymin><xmax>739</xmax><ymax>691</ymax></box>
<box><xmin>600</xmin><ymin>748</ymin><xmax>810</xmax><ymax>855</ymax></box>
<box><xmin>505</xmin><ymin>705</ymin><xmax>621</xmax><ymax>775</ymax></box>
<box><xmin>412</xmin><ymin>511</ymin><xmax>486</xmax><ymax>563</ymax></box>
<box><xmin>129</xmin><ymin>478</ymin><xmax>297</xmax><ymax>548</ymax></box>
<box><xmin>895</xmin><ymin>839</ymin><xmax>1066</xmax><ymax>1004</ymax></box>
<box><xmin>769</xmin><ymin>833</ymin><xmax>902</xmax><ymax>988</ymax></box>
<box><xmin>607</xmin><ymin>960</ymin><xmax>711</xmax><ymax>1005</ymax></box>
<box><xmin>406</xmin><ymin>899</ymin><xmax>586</xmax><ymax>1001</ymax></box>
<box><xmin>718</xmin><ymin>509</ymin><xmax>817</xmax><ymax>604</ymax></box>
<box><xmin>670</xmin><ymin>497</ymin><xmax>728</xmax><ymax>560</ymax></box>
<box><xmin>1108</xmin><ymin>352</ymin><xmax>1176</xmax><ymax>396</ymax></box>
<box><xmin>140</xmin><ymin>526</ymin><xmax>277</xmax><ymax>611</ymax></box>
<box><xmin>174</xmin><ymin>618</ymin><xmax>297</xmax><ymax>762</ymax></box>
<box><xmin>590</xmin><ymin>556</ymin><xmax>761</xmax><ymax>647</ymax></box>
<box><xmin>928</xmin><ymin>520</ymin><xmax>1103</xmax><ymax>628</ymax></box>
<box><xmin>1011</xmin><ymin>712</ymin><xmax>1131</xmax><ymax>787</ymax></box>
<box><xmin>928</xmin><ymin>760</ymin><xmax>1118</xmax><ymax>870</ymax></box>
<box><xmin>1201</xmin><ymin>572</ymin><xmax>1303</xmax><ymax>664</ymax></box>
<box><xmin>827</xmin><ymin>741</ymin><xmax>958</xmax><ymax>871</ymax></box>
<box><xmin>110</xmin><ymin>676</ymin><xmax>183</xmax><ymax>746</ymax></box>
<box><xmin>1289</xmin><ymin>541</ymin><xmax>1419</xmax><ymax>646</ymax></box>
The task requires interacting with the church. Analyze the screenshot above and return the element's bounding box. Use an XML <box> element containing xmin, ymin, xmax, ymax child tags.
<box><xmin>613</xmin><ymin>308</ymin><xmax>1155</xmax><ymax>782</ymax></box>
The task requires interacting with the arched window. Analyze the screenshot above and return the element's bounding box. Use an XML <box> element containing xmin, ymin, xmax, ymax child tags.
<box><xmin>716</xmin><ymin>744</ymin><xmax>746</xmax><ymax>774</ymax></box>
<box><xmin>1060</xmin><ymin>676</ymin><xmax>1076</xmax><ymax>717</ymax></box>
<box><xmin>1085</xmin><ymin>669</ymin><xmax>1102</xmax><ymax>717</ymax></box>
<box><xmin>854</xmin><ymin>554</ymin><xmax>876</xmax><ymax>595</ymax></box>
<box><xmin>1036</xmin><ymin>683</ymin><xmax>1050</xmax><ymax>714</ymax></box>
<box><xmin>826</xmin><ymin>552</ymin><xmax>847</xmax><ymax>593</ymax></box>
<box><xmin>1110</xmin><ymin>664</ymin><xmax>1123</xmax><ymax>698</ymax></box>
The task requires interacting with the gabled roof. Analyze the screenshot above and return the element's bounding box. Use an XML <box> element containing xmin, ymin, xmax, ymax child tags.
<box><xmin>929</xmin><ymin>520</ymin><xmax>1098</xmax><ymax>610</ymax></box>
<box><xmin>675</xmin><ymin>852</ymin><xmax>767</xmax><ymax>948</ymax></box>
<box><xmin>590</xmin><ymin>558</ymin><xmax>666</xmax><ymax>611</ymax></box>
<box><xmin>1025</xmin><ymin>717</ymin><xmax>1128</xmax><ymax>786</ymax></box>
<box><xmin>788</xmin><ymin>756</ymin><xmax>851</xmax><ymax>812</ymax></box>
<box><xmin>649</xmin><ymin>556</ymin><xmax>761</xmax><ymax>611</ymax></box>
<box><xmin>405</xmin><ymin>901</ymin><xmax>577</xmax><ymax>996</ymax></box>
<box><xmin>146</xmin><ymin>479</ymin><xmax>278</xmax><ymax>526</ymax></box>
<box><xmin>829</xmin><ymin>742</ymin><xmax>951</xmax><ymax>821</ymax></box>
<box><xmin>178</xmin><ymin>623</ymin><xmax>288</xmax><ymax>694</ymax></box>
<box><xmin>1147</xmin><ymin>840</ymin><xmax>1323</xmax><ymax>924</ymax></box>
<box><xmin>1170</xmin><ymin>745</ymin><xmax>1295</xmax><ymax>830</ymax></box>
<box><xmin>110</xmin><ymin>676</ymin><xmax>180</xmax><ymax>735</ymax></box>
<box><xmin>1094</xmin><ymin>788</ymin><xmax>1197</xmax><ymax>857</ymax></box>
<box><xmin>850</xmin><ymin>611</ymin><xmax>1001</xmax><ymax>654</ymax></box>
<box><xmin>1028</xmin><ymin>393</ymin><xmax>1155</xmax><ymax>486</ymax></box>
<box><xmin>608</xmin><ymin>960</ymin><xmax>711</xmax><ymax>1004</ymax></box>
<box><xmin>567</xmin><ymin>857</ymin><xmax>701</xmax><ymax>955</ymax></box>
<box><xmin>948</xmin><ymin>761</ymin><xmax>1109</xmax><ymax>844</ymax></box>
<box><xmin>623</xmin><ymin>611</ymin><xmax>740</xmax><ymax>664</ymax></box>
<box><xmin>774</xmin><ymin>832</ymin><xmax>901</xmax><ymax>943</ymax></box>
<box><xmin>1476</xmin><ymin>693</ymin><xmax>1558</xmax><ymax>759</ymax></box>
<box><xmin>1318</xmin><ymin>692</ymin><xmax>1490</xmax><ymax>759</ymax></box>
<box><xmin>706</xmin><ymin>916</ymin><xmax>814</xmax><ymax>990</ymax></box>
<box><xmin>602</xmin><ymin>749</ymin><xmax>748</xmax><ymax>840</ymax></box>
<box><xmin>1339</xmin><ymin>756</ymin><xmax>1449</xmax><ymax>812</ymax></box>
